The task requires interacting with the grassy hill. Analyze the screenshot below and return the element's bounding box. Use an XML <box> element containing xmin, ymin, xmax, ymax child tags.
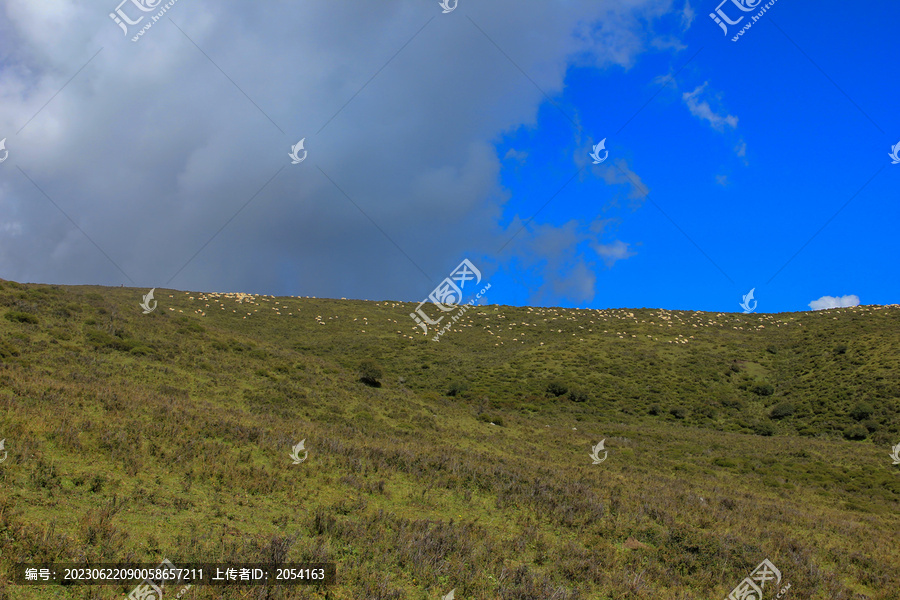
<box><xmin>0</xmin><ymin>278</ymin><xmax>898</xmax><ymax>599</ymax></box>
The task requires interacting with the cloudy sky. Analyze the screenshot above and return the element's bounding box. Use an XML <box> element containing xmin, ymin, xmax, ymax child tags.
<box><xmin>0</xmin><ymin>0</ymin><xmax>897</xmax><ymax>313</ymax></box>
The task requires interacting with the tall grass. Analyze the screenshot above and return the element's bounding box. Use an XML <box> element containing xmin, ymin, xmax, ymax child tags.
<box><xmin>0</xmin><ymin>280</ymin><xmax>897</xmax><ymax>598</ymax></box>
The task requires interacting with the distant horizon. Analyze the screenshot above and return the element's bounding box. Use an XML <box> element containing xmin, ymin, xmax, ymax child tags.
<box><xmin>1</xmin><ymin>1</ymin><xmax>896</xmax><ymax>319</ymax></box>
<box><xmin>4</xmin><ymin>277</ymin><xmax>893</xmax><ymax>316</ymax></box>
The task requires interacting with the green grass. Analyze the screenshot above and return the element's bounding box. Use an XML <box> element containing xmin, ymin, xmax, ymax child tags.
<box><xmin>0</xmin><ymin>279</ymin><xmax>898</xmax><ymax>599</ymax></box>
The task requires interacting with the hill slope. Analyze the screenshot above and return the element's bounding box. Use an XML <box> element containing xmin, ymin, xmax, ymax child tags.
<box><xmin>0</xmin><ymin>279</ymin><xmax>898</xmax><ymax>599</ymax></box>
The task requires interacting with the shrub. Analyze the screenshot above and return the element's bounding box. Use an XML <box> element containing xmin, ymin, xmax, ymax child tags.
<box><xmin>722</xmin><ymin>398</ymin><xmax>745</xmax><ymax>410</ymax></box>
<box><xmin>862</xmin><ymin>419</ymin><xmax>880</xmax><ymax>433</ymax></box>
<box><xmin>752</xmin><ymin>422</ymin><xmax>776</xmax><ymax>436</ymax></box>
<box><xmin>695</xmin><ymin>405</ymin><xmax>717</xmax><ymax>419</ymax></box>
<box><xmin>750</xmin><ymin>384</ymin><xmax>775</xmax><ymax>397</ymax></box>
<box><xmin>849</xmin><ymin>402</ymin><xmax>874</xmax><ymax>421</ymax></box>
<box><xmin>353</xmin><ymin>410</ymin><xmax>374</xmax><ymax>423</ymax></box>
<box><xmin>648</xmin><ymin>404</ymin><xmax>661</xmax><ymax>416</ymax></box>
<box><xmin>770</xmin><ymin>402</ymin><xmax>795</xmax><ymax>420</ymax></box>
<box><xmin>84</xmin><ymin>330</ymin><xmax>138</xmax><ymax>352</ymax></box>
<box><xmin>567</xmin><ymin>388</ymin><xmax>589</xmax><ymax>403</ymax></box>
<box><xmin>670</xmin><ymin>407</ymin><xmax>687</xmax><ymax>419</ymax></box>
<box><xmin>4</xmin><ymin>311</ymin><xmax>38</xmax><ymax>324</ymax></box>
<box><xmin>476</xmin><ymin>413</ymin><xmax>503</xmax><ymax>426</ymax></box>
<box><xmin>447</xmin><ymin>381</ymin><xmax>469</xmax><ymax>397</ymax></box>
<box><xmin>0</xmin><ymin>340</ymin><xmax>19</xmax><ymax>359</ymax></box>
<box><xmin>545</xmin><ymin>381</ymin><xmax>568</xmax><ymax>397</ymax></box>
<box><xmin>834</xmin><ymin>344</ymin><xmax>848</xmax><ymax>355</ymax></box>
<box><xmin>358</xmin><ymin>359</ymin><xmax>383</xmax><ymax>387</ymax></box>
<box><xmin>843</xmin><ymin>424</ymin><xmax>868</xmax><ymax>440</ymax></box>
<box><xmin>176</xmin><ymin>321</ymin><xmax>205</xmax><ymax>334</ymax></box>
<box><xmin>49</xmin><ymin>327</ymin><xmax>72</xmax><ymax>341</ymax></box>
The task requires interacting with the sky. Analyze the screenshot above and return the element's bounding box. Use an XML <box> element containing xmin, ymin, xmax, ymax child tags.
<box><xmin>0</xmin><ymin>0</ymin><xmax>897</xmax><ymax>314</ymax></box>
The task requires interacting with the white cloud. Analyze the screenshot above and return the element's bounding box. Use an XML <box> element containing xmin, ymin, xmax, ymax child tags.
<box><xmin>808</xmin><ymin>295</ymin><xmax>860</xmax><ymax>311</ymax></box>
<box><xmin>734</xmin><ymin>139</ymin><xmax>749</xmax><ymax>164</ymax></box>
<box><xmin>0</xmin><ymin>222</ymin><xmax>23</xmax><ymax>235</ymax></box>
<box><xmin>681</xmin><ymin>1</ymin><xmax>696</xmax><ymax>30</ymax></box>
<box><xmin>573</xmin><ymin>129</ymin><xmax>650</xmax><ymax>208</ymax></box>
<box><xmin>602</xmin><ymin>159</ymin><xmax>649</xmax><ymax>200</ymax></box>
<box><xmin>503</xmin><ymin>216</ymin><xmax>636</xmax><ymax>304</ymax></box>
<box><xmin>504</xmin><ymin>148</ymin><xmax>528</xmax><ymax>163</ymax></box>
<box><xmin>651</xmin><ymin>76</ymin><xmax>743</xmax><ymax>157</ymax></box>
<box><xmin>715</xmin><ymin>174</ymin><xmax>729</xmax><ymax>186</ymax></box>
<box><xmin>592</xmin><ymin>239</ymin><xmax>636</xmax><ymax>267</ymax></box>
<box><xmin>682</xmin><ymin>83</ymin><xmax>738</xmax><ymax>131</ymax></box>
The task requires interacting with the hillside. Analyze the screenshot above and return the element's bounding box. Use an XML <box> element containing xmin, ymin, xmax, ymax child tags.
<box><xmin>0</xmin><ymin>279</ymin><xmax>898</xmax><ymax>599</ymax></box>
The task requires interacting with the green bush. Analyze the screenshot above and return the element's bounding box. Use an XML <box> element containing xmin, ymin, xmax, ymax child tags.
<box><xmin>648</xmin><ymin>404</ymin><xmax>661</xmax><ymax>415</ymax></box>
<box><xmin>750</xmin><ymin>384</ymin><xmax>775</xmax><ymax>397</ymax></box>
<box><xmin>354</xmin><ymin>410</ymin><xmax>374</xmax><ymax>423</ymax></box>
<box><xmin>546</xmin><ymin>380</ymin><xmax>568</xmax><ymax>397</ymax></box>
<box><xmin>176</xmin><ymin>321</ymin><xmax>205</xmax><ymax>334</ymax></box>
<box><xmin>670</xmin><ymin>407</ymin><xmax>687</xmax><ymax>419</ymax></box>
<box><xmin>84</xmin><ymin>330</ymin><xmax>138</xmax><ymax>352</ymax></box>
<box><xmin>4</xmin><ymin>311</ymin><xmax>38</xmax><ymax>324</ymax></box>
<box><xmin>752</xmin><ymin>422</ymin><xmax>776</xmax><ymax>436</ymax></box>
<box><xmin>862</xmin><ymin>419</ymin><xmax>880</xmax><ymax>433</ymax></box>
<box><xmin>695</xmin><ymin>405</ymin><xmax>717</xmax><ymax>419</ymax></box>
<box><xmin>447</xmin><ymin>381</ymin><xmax>469</xmax><ymax>397</ymax></box>
<box><xmin>49</xmin><ymin>328</ymin><xmax>72</xmax><ymax>341</ymax></box>
<box><xmin>0</xmin><ymin>339</ymin><xmax>20</xmax><ymax>359</ymax></box>
<box><xmin>567</xmin><ymin>388</ymin><xmax>589</xmax><ymax>403</ymax></box>
<box><xmin>843</xmin><ymin>424</ymin><xmax>868</xmax><ymax>440</ymax></box>
<box><xmin>358</xmin><ymin>359</ymin><xmax>383</xmax><ymax>387</ymax></box>
<box><xmin>476</xmin><ymin>412</ymin><xmax>503</xmax><ymax>426</ymax></box>
<box><xmin>722</xmin><ymin>398</ymin><xmax>745</xmax><ymax>410</ymax></box>
<box><xmin>849</xmin><ymin>402</ymin><xmax>874</xmax><ymax>421</ymax></box>
<box><xmin>770</xmin><ymin>403</ymin><xmax>795</xmax><ymax>420</ymax></box>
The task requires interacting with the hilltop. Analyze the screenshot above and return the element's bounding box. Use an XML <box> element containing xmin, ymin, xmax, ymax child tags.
<box><xmin>0</xmin><ymin>279</ymin><xmax>898</xmax><ymax>599</ymax></box>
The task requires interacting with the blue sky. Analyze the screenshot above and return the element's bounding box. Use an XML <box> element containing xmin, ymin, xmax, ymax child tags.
<box><xmin>489</xmin><ymin>1</ymin><xmax>899</xmax><ymax>313</ymax></box>
<box><xmin>0</xmin><ymin>0</ymin><xmax>897</xmax><ymax>313</ymax></box>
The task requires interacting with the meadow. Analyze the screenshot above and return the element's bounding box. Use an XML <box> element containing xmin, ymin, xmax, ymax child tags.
<box><xmin>0</xmin><ymin>279</ymin><xmax>898</xmax><ymax>599</ymax></box>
